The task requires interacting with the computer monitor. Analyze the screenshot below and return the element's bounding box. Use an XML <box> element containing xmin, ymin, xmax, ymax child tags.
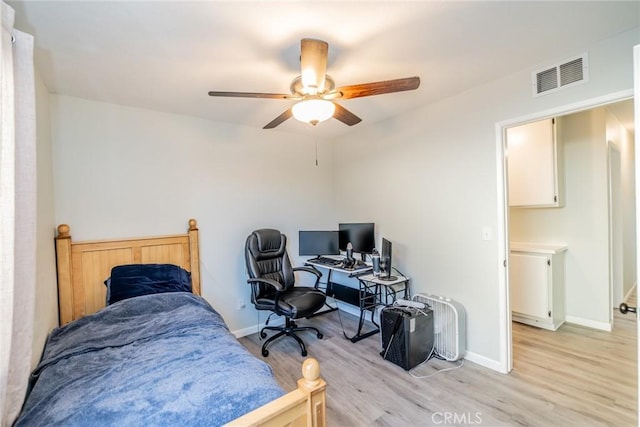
<box><xmin>338</xmin><ymin>223</ymin><xmax>375</xmax><ymax>257</ymax></box>
<box><xmin>380</xmin><ymin>237</ymin><xmax>397</xmax><ymax>281</ymax></box>
<box><xmin>298</xmin><ymin>231</ymin><xmax>339</xmax><ymax>257</ymax></box>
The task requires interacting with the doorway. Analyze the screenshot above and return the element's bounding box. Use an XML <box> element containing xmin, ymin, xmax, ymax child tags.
<box><xmin>496</xmin><ymin>91</ymin><xmax>635</xmax><ymax>373</ymax></box>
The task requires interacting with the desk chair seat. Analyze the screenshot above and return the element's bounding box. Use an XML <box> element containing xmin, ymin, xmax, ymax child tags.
<box><xmin>245</xmin><ymin>229</ymin><xmax>326</xmax><ymax>357</ymax></box>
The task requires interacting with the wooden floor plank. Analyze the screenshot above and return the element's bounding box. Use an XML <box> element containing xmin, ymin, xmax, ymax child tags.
<box><xmin>239</xmin><ymin>305</ymin><xmax>637</xmax><ymax>426</ymax></box>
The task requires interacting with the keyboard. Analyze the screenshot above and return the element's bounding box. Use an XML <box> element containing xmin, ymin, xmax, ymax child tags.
<box><xmin>308</xmin><ymin>257</ymin><xmax>343</xmax><ymax>267</ymax></box>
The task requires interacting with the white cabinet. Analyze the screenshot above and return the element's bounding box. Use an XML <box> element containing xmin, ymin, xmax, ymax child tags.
<box><xmin>509</xmin><ymin>243</ymin><xmax>567</xmax><ymax>331</ymax></box>
<box><xmin>507</xmin><ymin>118</ymin><xmax>561</xmax><ymax>207</ymax></box>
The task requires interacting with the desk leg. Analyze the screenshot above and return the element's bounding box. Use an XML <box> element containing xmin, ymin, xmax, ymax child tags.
<box><xmin>382</xmin><ymin>280</ymin><xmax>410</xmax><ymax>305</ymax></box>
<box><xmin>307</xmin><ymin>268</ymin><xmax>338</xmax><ymax>318</ymax></box>
<box><xmin>348</xmin><ymin>282</ymin><xmax>381</xmax><ymax>343</ymax></box>
<box><xmin>306</xmin><ymin>303</ymin><xmax>338</xmax><ymax>318</ymax></box>
<box><xmin>349</xmin><ymin>310</ymin><xmax>380</xmax><ymax>342</ymax></box>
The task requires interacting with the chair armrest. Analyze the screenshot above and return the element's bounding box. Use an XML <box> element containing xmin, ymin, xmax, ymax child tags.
<box><xmin>247</xmin><ymin>277</ymin><xmax>284</xmax><ymax>292</ymax></box>
<box><xmin>293</xmin><ymin>266</ymin><xmax>322</xmax><ymax>288</ymax></box>
<box><xmin>293</xmin><ymin>266</ymin><xmax>321</xmax><ymax>278</ymax></box>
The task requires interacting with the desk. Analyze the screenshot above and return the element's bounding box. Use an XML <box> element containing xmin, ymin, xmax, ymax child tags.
<box><xmin>304</xmin><ymin>258</ymin><xmax>372</xmax><ymax>316</ymax></box>
<box><xmin>357</xmin><ymin>274</ymin><xmax>410</xmax><ymax>305</ymax></box>
<box><xmin>305</xmin><ymin>258</ymin><xmax>409</xmax><ymax>343</ymax></box>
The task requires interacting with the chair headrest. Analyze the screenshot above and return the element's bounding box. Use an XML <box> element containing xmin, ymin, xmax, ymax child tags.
<box><xmin>248</xmin><ymin>229</ymin><xmax>286</xmax><ymax>260</ymax></box>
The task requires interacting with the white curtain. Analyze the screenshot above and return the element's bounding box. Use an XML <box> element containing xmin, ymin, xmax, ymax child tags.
<box><xmin>0</xmin><ymin>1</ymin><xmax>36</xmax><ymax>425</ymax></box>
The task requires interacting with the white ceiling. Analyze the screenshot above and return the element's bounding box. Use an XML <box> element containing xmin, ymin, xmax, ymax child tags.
<box><xmin>8</xmin><ymin>1</ymin><xmax>639</xmax><ymax>138</ymax></box>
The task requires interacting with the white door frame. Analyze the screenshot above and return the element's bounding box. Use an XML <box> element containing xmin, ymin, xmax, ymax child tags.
<box><xmin>495</xmin><ymin>89</ymin><xmax>634</xmax><ymax>373</ymax></box>
<box><xmin>633</xmin><ymin>43</ymin><xmax>639</xmax><ymax>420</ymax></box>
<box><xmin>608</xmin><ymin>140</ymin><xmax>623</xmax><ymax>323</ymax></box>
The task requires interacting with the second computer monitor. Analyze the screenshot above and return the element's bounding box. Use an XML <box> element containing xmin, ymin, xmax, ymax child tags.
<box><xmin>339</xmin><ymin>223</ymin><xmax>375</xmax><ymax>255</ymax></box>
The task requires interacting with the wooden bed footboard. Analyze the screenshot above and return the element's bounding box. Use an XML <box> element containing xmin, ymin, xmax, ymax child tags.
<box><xmin>227</xmin><ymin>358</ymin><xmax>327</xmax><ymax>427</ymax></box>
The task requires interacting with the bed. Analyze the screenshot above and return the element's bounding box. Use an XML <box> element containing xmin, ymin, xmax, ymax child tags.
<box><xmin>15</xmin><ymin>219</ymin><xmax>326</xmax><ymax>426</ymax></box>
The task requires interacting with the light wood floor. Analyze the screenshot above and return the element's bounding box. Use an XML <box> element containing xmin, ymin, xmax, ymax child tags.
<box><xmin>239</xmin><ymin>306</ymin><xmax>637</xmax><ymax>426</ymax></box>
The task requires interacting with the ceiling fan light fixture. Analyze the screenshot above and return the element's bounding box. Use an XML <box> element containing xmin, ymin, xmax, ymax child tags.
<box><xmin>292</xmin><ymin>99</ymin><xmax>335</xmax><ymax>126</ymax></box>
<box><xmin>208</xmin><ymin>37</ymin><xmax>420</xmax><ymax>129</ymax></box>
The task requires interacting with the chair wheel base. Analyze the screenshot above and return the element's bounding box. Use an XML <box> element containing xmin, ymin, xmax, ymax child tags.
<box><xmin>258</xmin><ymin>319</ymin><xmax>322</xmax><ymax>358</ymax></box>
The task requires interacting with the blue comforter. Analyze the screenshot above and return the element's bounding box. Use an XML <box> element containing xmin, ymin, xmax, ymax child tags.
<box><xmin>15</xmin><ymin>292</ymin><xmax>284</xmax><ymax>426</ymax></box>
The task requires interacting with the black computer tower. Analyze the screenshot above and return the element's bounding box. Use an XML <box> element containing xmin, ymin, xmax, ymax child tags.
<box><xmin>380</xmin><ymin>306</ymin><xmax>434</xmax><ymax>370</ymax></box>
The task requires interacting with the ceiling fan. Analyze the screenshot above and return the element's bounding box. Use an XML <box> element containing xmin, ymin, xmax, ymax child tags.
<box><xmin>208</xmin><ymin>38</ymin><xmax>420</xmax><ymax>129</ymax></box>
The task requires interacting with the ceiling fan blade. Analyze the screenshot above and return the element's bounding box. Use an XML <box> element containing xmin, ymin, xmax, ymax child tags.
<box><xmin>300</xmin><ymin>38</ymin><xmax>328</xmax><ymax>93</ymax></box>
<box><xmin>263</xmin><ymin>108</ymin><xmax>293</xmax><ymax>129</ymax></box>
<box><xmin>333</xmin><ymin>103</ymin><xmax>362</xmax><ymax>126</ymax></box>
<box><xmin>336</xmin><ymin>76</ymin><xmax>420</xmax><ymax>99</ymax></box>
<box><xmin>208</xmin><ymin>91</ymin><xmax>290</xmax><ymax>100</ymax></box>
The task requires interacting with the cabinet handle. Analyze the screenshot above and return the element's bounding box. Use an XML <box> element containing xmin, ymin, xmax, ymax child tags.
<box><xmin>548</xmin><ymin>311</ymin><xmax>552</xmax><ymax>318</ymax></box>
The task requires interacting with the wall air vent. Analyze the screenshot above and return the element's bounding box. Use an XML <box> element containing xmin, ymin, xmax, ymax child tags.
<box><xmin>532</xmin><ymin>53</ymin><xmax>588</xmax><ymax>97</ymax></box>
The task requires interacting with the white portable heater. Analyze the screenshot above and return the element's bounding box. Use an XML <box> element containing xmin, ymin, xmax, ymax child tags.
<box><xmin>413</xmin><ymin>293</ymin><xmax>466</xmax><ymax>361</ymax></box>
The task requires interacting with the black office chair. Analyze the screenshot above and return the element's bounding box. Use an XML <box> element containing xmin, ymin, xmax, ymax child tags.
<box><xmin>245</xmin><ymin>229</ymin><xmax>326</xmax><ymax>357</ymax></box>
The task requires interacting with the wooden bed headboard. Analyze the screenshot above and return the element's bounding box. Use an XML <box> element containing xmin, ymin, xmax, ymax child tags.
<box><xmin>55</xmin><ymin>219</ymin><xmax>201</xmax><ymax>325</ymax></box>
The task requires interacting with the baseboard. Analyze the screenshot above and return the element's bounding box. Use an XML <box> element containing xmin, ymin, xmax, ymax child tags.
<box><xmin>623</xmin><ymin>282</ymin><xmax>637</xmax><ymax>303</ymax></box>
<box><xmin>464</xmin><ymin>351</ymin><xmax>505</xmax><ymax>373</ymax></box>
<box><xmin>565</xmin><ymin>315</ymin><xmax>612</xmax><ymax>332</ymax></box>
<box><xmin>232</xmin><ymin>316</ymin><xmax>285</xmax><ymax>339</ymax></box>
<box><xmin>230</xmin><ymin>296</ymin><xmax>363</xmax><ymax>338</ymax></box>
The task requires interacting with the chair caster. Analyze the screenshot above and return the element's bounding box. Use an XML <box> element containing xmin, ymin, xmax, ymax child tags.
<box><xmin>317</xmin><ymin>332</ymin><xmax>323</xmax><ymax>339</ymax></box>
<box><xmin>262</xmin><ymin>348</ymin><xmax>269</xmax><ymax>357</ymax></box>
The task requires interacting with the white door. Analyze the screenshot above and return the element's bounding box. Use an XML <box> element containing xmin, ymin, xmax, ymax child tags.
<box><xmin>633</xmin><ymin>43</ymin><xmax>640</xmax><ymax>423</ymax></box>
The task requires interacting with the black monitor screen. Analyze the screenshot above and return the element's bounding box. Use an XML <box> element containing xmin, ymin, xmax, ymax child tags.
<box><xmin>380</xmin><ymin>237</ymin><xmax>397</xmax><ymax>281</ymax></box>
<box><xmin>338</xmin><ymin>223</ymin><xmax>375</xmax><ymax>254</ymax></box>
<box><xmin>299</xmin><ymin>231</ymin><xmax>339</xmax><ymax>256</ymax></box>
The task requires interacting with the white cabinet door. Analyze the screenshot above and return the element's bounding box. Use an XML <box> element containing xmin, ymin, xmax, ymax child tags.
<box><xmin>507</xmin><ymin>118</ymin><xmax>559</xmax><ymax>207</ymax></box>
<box><xmin>509</xmin><ymin>252</ymin><xmax>550</xmax><ymax>319</ymax></box>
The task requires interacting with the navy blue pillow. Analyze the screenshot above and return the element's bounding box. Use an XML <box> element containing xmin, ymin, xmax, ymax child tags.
<box><xmin>105</xmin><ymin>264</ymin><xmax>192</xmax><ymax>305</ymax></box>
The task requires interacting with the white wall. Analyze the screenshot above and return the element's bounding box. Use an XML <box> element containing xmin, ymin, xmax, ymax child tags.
<box><xmin>331</xmin><ymin>28</ymin><xmax>639</xmax><ymax>365</ymax></box>
<box><xmin>50</xmin><ymin>96</ymin><xmax>337</xmax><ymax>331</ymax></box>
<box><xmin>509</xmin><ymin>108</ymin><xmax>611</xmax><ymax>326</ymax></box>
<box><xmin>32</xmin><ymin>70</ymin><xmax>58</xmax><ymax>368</ymax></box>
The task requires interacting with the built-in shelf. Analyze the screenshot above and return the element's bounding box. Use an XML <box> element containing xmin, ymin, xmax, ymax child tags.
<box><xmin>510</xmin><ymin>242</ymin><xmax>568</xmax><ymax>254</ymax></box>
